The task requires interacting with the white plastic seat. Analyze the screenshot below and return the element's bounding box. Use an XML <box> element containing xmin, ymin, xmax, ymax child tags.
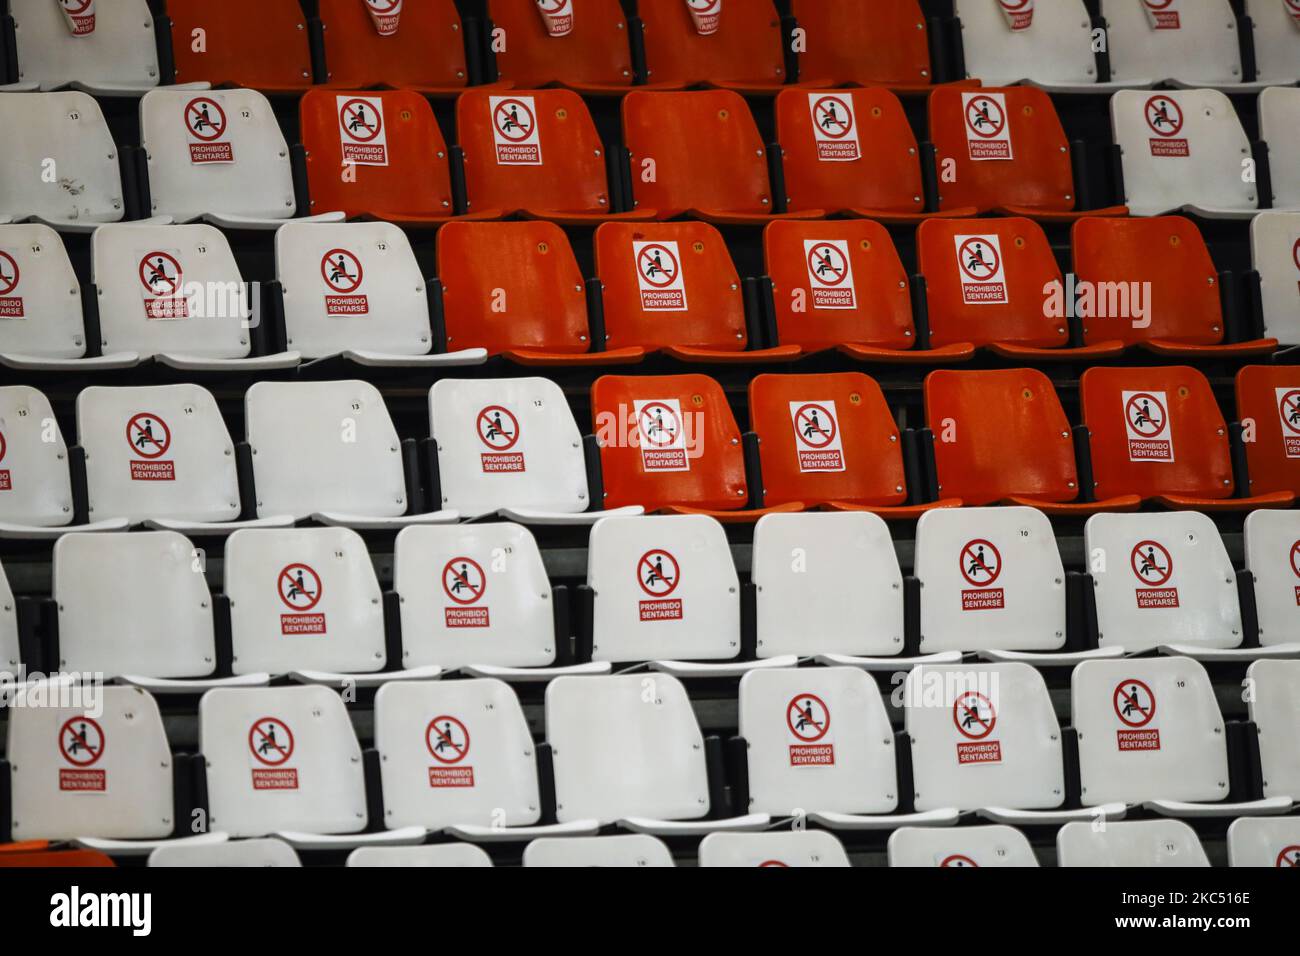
<box><xmin>522</xmin><ymin>835</ymin><xmax>676</xmax><ymax>867</ymax></box>
<box><xmin>1111</xmin><ymin>88</ymin><xmax>1259</xmax><ymax>218</ymax></box>
<box><xmin>1244</xmin><ymin>510</ymin><xmax>1300</xmax><ymax>650</ymax></box>
<box><xmin>546</xmin><ymin>674</ymin><xmax>768</xmax><ymax>835</ymax></box>
<box><xmin>200</xmin><ymin>684</ymin><xmax>426</xmax><ymax>848</ymax></box>
<box><xmin>906</xmin><ymin>662</ymin><xmax>1123</xmax><ymax>825</ymax></box>
<box><xmin>738</xmin><ymin>666</ymin><xmax>957</xmax><ymax>831</ymax></box>
<box><xmin>53</xmin><ymin>530</ymin><xmax>267</xmax><ymax>692</ymax></box>
<box><xmin>1227</xmin><ymin>816</ymin><xmax>1300</xmax><ymax>867</ymax></box>
<box><xmin>1245</xmin><ymin>659</ymin><xmax>1300</xmax><ymax>800</ymax></box>
<box><xmin>141</xmin><ymin>88</ymin><xmax>340</xmax><ymax>230</ymax></box>
<box><xmin>1056</xmin><ymin>818</ymin><xmax>1209</xmax><ymax>866</ymax></box>
<box><xmin>346</xmin><ymin>845</ymin><xmax>493</xmax><ymax>867</ymax></box>
<box><xmin>0</xmin><ymin>560</ymin><xmax>18</xmax><ymax>675</ymax></box>
<box><xmin>1260</xmin><ymin>87</ymin><xmax>1300</xmax><ymax>212</ymax></box>
<box><xmin>1245</xmin><ymin>0</ymin><xmax>1300</xmax><ymax>84</ymax></box>
<box><xmin>245</xmin><ymin>380</ymin><xmax>458</xmax><ymax>529</ymax></box>
<box><xmin>374</xmin><ymin>678</ymin><xmax>596</xmax><ymax>842</ymax></box>
<box><xmin>697</xmin><ymin>830</ymin><xmax>852</xmax><ymax>868</ymax></box>
<box><xmin>1071</xmin><ymin>656</ymin><xmax>1289</xmax><ymax>818</ymax></box>
<box><xmin>887</xmin><ymin>824</ymin><xmax>1039</xmax><ymax>867</ymax></box>
<box><xmin>78</xmin><ymin>383</ymin><xmax>288</xmax><ymax>534</ymax></box>
<box><xmin>276</xmin><ymin>221</ymin><xmax>484</xmax><ymax>367</ymax></box>
<box><xmin>393</xmin><ymin>523</ymin><xmax>607</xmax><ymax>681</ymax></box>
<box><xmin>429</xmin><ymin>378</ymin><xmax>640</xmax><ymax>525</ymax></box>
<box><xmin>0</xmin><ymin>92</ymin><xmax>125</xmax><ymax>231</ymax></box>
<box><xmin>148</xmin><ymin>838</ymin><xmax>301</xmax><ymax>867</ymax></box>
<box><xmin>91</xmin><ymin>223</ymin><xmax>297</xmax><ymax>371</ymax></box>
<box><xmin>1251</xmin><ymin>211</ymin><xmax>1300</xmax><ymax>345</ymax></box>
<box><xmin>1102</xmin><ymin>0</ymin><xmax>1264</xmax><ymax>91</ymax></box>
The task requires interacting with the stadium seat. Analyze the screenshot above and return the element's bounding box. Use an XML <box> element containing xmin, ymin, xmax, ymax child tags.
<box><xmin>1246</xmin><ymin>0</ymin><xmax>1300</xmax><ymax>85</ymax></box>
<box><xmin>924</xmin><ymin>368</ymin><xmax>1141</xmax><ymax>515</ymax></box>
<box><xmin>1248</xmin><ymin>212</ymin><xmax>1300</xmax><ymax>346</ymax></box>
<box><xmin>149</xmin><ymin>838</ymin><xmax>301</xmax><ymax>867</ymax></box>
<box><xmin>1079</xmin><ymin>365</ymin><xmax>1292</xmax><ymax>510</ymax></box>
<box><xmin>1236</xmin><ymin>365</ymin><xmax>1300</xmax><ymax>498</ymax></box>
<box><xmin>1243</xmin><ymin>511</ymin><xmax>1300</xmax><ymax>650</ymax></box>
<box><xmin>346</xmin><ymin>845</ymin><xmax>493</xmax><ymax>867</ymax></box>
<box><xmin>0</xmin><ymin>92</ymin><xmax>125</xmax><ymax>232</ymax></box>
<box><xmin>594</xmin><ymin>221</ymin><xmax>796</xmax><ymax>362</ymax></box>
<box><xmin>792</xmin><ymin>0</ymin><xmax>943</xmax><ymax>91</ymax></box>
<box><xmin>1246</xmin><ymin>660</ymin><xmax>1300</xmax><ymax>801</ymax></box>
<box><xmin>0</xmin><ymin>560</ymin><xmax>17</xmax><ymax>675</ymax></box>
<box><xmin>78</xmin><ymin>383</ymin><xmax>287</xmax><ymax>534</ymax></box>
<box><xmin>1227</xmin><ymin>817</ymin><xmax>1300</xmax><ymax>867</ymax></box>
<box><xmin>928</xmin><ymin>85</ymin><xmax>1128</xmax><ymax>221</ymax></box>
<box><xmin>244</xmin><ymin>380</ymin><xmax>457</xmax><ymax>528</ymax></box>
<box><xmin>374</xmin><ymin>678</ymin><xmax>597</xmax><ymax>842</ymax></box>
<box><xmin>1259</xmin><ymin>88</ymin><xmax>1300</xmax><ymax>211</ymax></box>
<box><xmin>523</xmin><ymin>835</ymin><xmax>675</xmax><ymax>867</ymax></box>
<box><xmin>487</xmin><ymin>0</ymin><xmax>635</xmax><ymax>93</ymax></box>
<box><xmin>887</xmin><ymin>825</ymin><xmax>1038</xmax><ymax>867</ymax></box>
<box><xmin>1110</xmin><ymin>89</ymin><xmax>1261</xmax><ymax>219</ymax></box>
<box><xmin>1056</xmin><ymin>819</ymin><xmax>1209</xmax><ymax>867</ymax></box>
<box><xmin>697</xmin><ymin>831</ymin><xmax>851</xmax><ymax>868</ymax></box>
<box><xmin>622</xmin><ymin>90</ymin><xmax>821</xmax><ymax>223</ymax></box>
<box><xmin>1071</xmin><ymin>656</ymin><xmax>1289</xmax><ymax>816</ymax></box>
<box><xmin>736</xmin><ymin>666</ymin><xmax>957</xmax><ymax>829</ymax></box>
<box><xmin>317</xmin><ymin>0</ymin><xmax>468</xmax><ymax>93</ymax></box>
<box><xmin>428</xmin><ymin>377</ymin><xmax>641</xmax><ymax>524</ymax></box>
<box><xmin>1100</xmin><ymin>0</ymin><xmax>1264</xmax><ymax>90</ymax></box>
<box><xmin>436</xmin><ymin>221</ymin><xmax>641</xmax><ymax>364</ymax></box>
<box><xmin>761</xmin><ymin>220</ymin><xmax>975</xmax><ymax>363</ymax></box>
<box><xmin>167</xmin><ymin>0</ymin><xmax>314</xmax><ymax>92</ymax></box>
<box><xmin>0</xmin><ymin>849</ymin><xmax>116</xmax><ymax>867</ymax></box>
<box><xmin>275</xmin><ymin>220</ymin><xmax>484</xmax><ymax>367</ymax></box>
<box><xmin>917</xmin><ymin>216</ymin><xmax>1124</xmax><ymax>360</ymax></box>
<box><xmin>141</xmin><ymin>87</ymin><xmax>344</xmax><ymax>230</ymax></box>
<box><xmin>1072</xmin><ymin>216</ymin><xmax>1274</xmax><ymax>356</ymax></box>
<box><xmin>638</xmin><ymin>0</ymin><xmax>786</xmax><ymax>93</ymax></box>
<box><xmin>393</xmin><ymin>521</ymin><xmax>609</xmax><ymax>679</ymax></box>
<box><xmin>546</xmin><ymin>673</ymin><xmax>768</xmax><ymax>834</ymax></box>
<box><xmin>749</xmin><ymin>373</ymin><xmax>958</xmax><ymax>517</ymax></box>
<box><xmin>200</xmin><ymin>685</ymin><xmax>425</xmax><ymax>848</ymax></box>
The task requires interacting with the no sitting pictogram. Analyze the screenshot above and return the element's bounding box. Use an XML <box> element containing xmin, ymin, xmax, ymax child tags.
<box><xmin>812</xmin><ymin>95</ymin><xmax>854</xmax><ymax>138</ymax></box>
<box><xmin>1130</xmin><ymin>540</ymin><xmax>1173</xmax><ymax>586</ymax></box>
<box><xmin>807</xmin><ymin>243</ymin><xmax>849</xmax><ymax>286</ymax></box>
<box><xmin>1113</xmin><ymin>679</ymin><xmax>1156</xmax><ymax>728</ymax></box>
<box><xmin>278</xmin><ymin>563</ymin><xmax>323</xmax><ymax>611</ymax></box>
<box><xmin>953</xmin><ymin>691</ymin><xmax>996</xmax><ymax>740</ymax></box>
<box><xmin>340</xmin><ymin>98</ymin><xmax>382</xmax><ymax>141</ymax></box>
<box><xmin>638</xmin><ymin>401</ymin><xmax>680</xmax><ymax>447</ymax></box>
<box><xmin>1277</xmin><ymin>846</ymin><xmax>1300</xmax><ymax>867</ymax></box>
<box><xmin>442</xmin><ymin>557</ymin><xmax>486</xmax><ymax>605</ymax></box>
<box><xmin>59</xmin><ymin>716</ymin><xmax>104</xmax><ymax>767</ymax></box>
<box><xmin>1278</xmin><ymin>390</ymin><xmax>1300</xmax><ymax>436</ymax></box>
<box><xmin>321</xmin><ymin>249</ymin><xmax>364</xmax><ymax>294</ymax></box>
<box><xmin>0</xmin><ymin>251</ymin><xmax>19</xmax><ymax>295</ymax></box>
<box><xmin>185</xmin><ymin>97</ymin><xmax>227</xmax><ymax>142</ymax></box>
<box><xmin>1125</xmin><ymin>392</ymin><xmax>1167</xmax><ymax>437</ymax></box>
<box><xmin>248</xmin><ymin>717</ymin><xmax>295</xmax><ymax>766</ymax></box>
<box><xmin>1145</xmin><ymin>95</ymin><xmax>1183</xmax><ymax>137</ymax></box>
<box><xmin>426</xmin><ymin>716</ymin><xmax>470</xmax><ymax>764</ymax></box>
<box><xmin>959</xmin><ymin>539</ymin><xmax>1001</xmax><ymax>587</ymax></box>
<box><xmin>965</xmin><ymin>96</ymin><xmax>1005</xmax><ymax>138</ymax></box>
<box><xmin>637</xmin><ymin>243</ymin><xmax>680</xmax><ymax>288</ymax></box>
<box><xmin>940</xmin><ymin>854</ymin><xmax>978</xmax><ymax>868</ymax></box>
<box><xmin>494</xmin><ymin>98</ymin><xmax>536</xmax><ymax>142</ymax></box>
<box><xmin>1293</xmin><ymin>238</ymin><xmax>1300</xmax><ymax>272</ymax></box>
<box><xmin>1000</xmin><ymin>0</ymin><xmax>1031</xmax><ymax>9</ymax></box>
<box><xmin>1291</xmin><ymin>540</ymin><xmax>1300</xmax><ymax>580</ymax></box>
<box><xmin>536</xmin><ymin>0</ymin><xmax>568</xmax><ymax>13</ymax></box>
<box><xmin>794</xmin><ymin>403</ymin><xmax>837</xmax><ymax>448</ymax></box>
<box><xmin>366</xmin><ymin>0</ymin><xmax>401</xmax><ymax>11</ymax></box>
<box><xmin>786</xmin><ymin>693</ymin><xmax>830</xmax><ymax>742</ymax></box>
<box><xmin>126</xmin><ymin>412</ymin><xmax>171</xmax><ymax>459</ymax></box>
<box><xmin>477</xmin><ymin>405</ymin><xmax>520</xmax><ymax>450</ymax></box>
<box><xmin>638</xmin><ymin>549</ymin><xmax>680</xmax><ymax>597</ymax></box>
<box><xmin>139</xmin><ymin>252</ymin><xmax>183</xmax><ymax>297</ymax></box>
<box><xmin>958</xmin><ymin>238</ymin><xmax>1000</xmax><ymax>281</ymax></box>
<box><xmin>61</xmin><ymin>0</ymin><xmax>92</xmax><ymax>13</ymax></box>
<box><xmin>687</xmin><ymin>0</ymin><xmax>720</xmax><ymax>11</ymax></box>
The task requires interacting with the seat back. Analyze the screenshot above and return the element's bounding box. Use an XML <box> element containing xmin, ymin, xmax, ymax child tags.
<box><xmin>1247</xmin><ymin>0</ymin><xmax>1300</xmax><ymax>82</ymax></box>
<box><xmin>54</xmin><ymin>531</ymin><xmax>215</xmax><ymax>680</ymax></box>
<box><xmin>1249</xmin><ymin>211</ymin><xmax>1300</xmax><ymax>345</ymax></box>
<box><xmin>200</xmin><ymin>685</ymin><xmax>368</xmax><ymax>838</ymax></box>
<box><xmin>318</xmin><ymin>0</ymin><xmax>468</xmax><ymax>90</ymax></box>
<box><xmin>762</xmin><ymin>219</ymin><xmax>916</xmax><ymax>353</ymax></box>
<box><xmin>374</xmin><ymin>678</ymin><xmax>541</xmax><ymax>830</ymax></box>
<box><xmin>928</xmin><ymin>85</ymin><xmax>1075</xmax><ymax>214</ymax></box>
<box><xmin>149</xmin><ymin>838</ymin><xmax>301</xmax><ymax>867</ymax></box>
<box><xmin>1236</xmin><ymin>364</ymin><xmax>1300</xmax><ymax>498</ymax></box>
<box><xmin>888</xmin><ymin>825</ymin><xmax>1038</xmax><ymax>867</ymax></box>
<box><xmin>393</xmin><ymin>522</ymin><xmax>556</xmax><ymax>670</ymax></box>
<box><xmin>0</xmin><ymin>224</ymin><xmax>85</xmax><ymax>360</ymax></box>
<box><xmin>10</xmin><ymin>0</ymin><xmax>159</xmax><ymax>91</ymax></box>
<box><xmin>622</xmin><ymin>90</ymin><xmax>776</xmax><ymax>217</ymax></box>
<box><xmin>0</xmin><ymin>385</ymin><xmax>74</xmax><ymax>528</ymax></box>
<box><xmin>1260</xmin><ymin>88</ymin><xmax>1300</xmax><ymax>208</ymax></box>
<box><xmin>924</xmin><ymin>368</ymin><xmax>1080</xmax><ymax>506</ymax></box>
<box><xmin>739</xmin><ymin>666</ymin><xmax>899</xmax><ymax>816</ymax></box>
<box><xmin>429</xmin><ymin>377</ymin><xmax>591</xmax><ymax>517</ymax></box>
<box><xmin>587</xmin><ymin>514</ymin><xmax>739</xmax><ymax>663</ymax></box>
<box><xmin>7</xmin><ymin>685</ymin><xmax>173</xmax><ymax>842</ymax></box>
<box><xmin>1101</xmin><ymin>0</ymin><xmax>1243</xmax><ymax>85</ymax></box>
<box><xmin>1246</xmin><ymin>660</ymin><xmax>1300</xmax><ymax>800</ymax></box>
<box><xmin>1227</xmin><ymin>817</ymin><xmax>1300</xmax><ymax>868</ymax></box>
<box><xmin>168</xmin><ymin>0</ymin><xmax>313</xmax><ymax>89</ymax></box>
<box><xmin>698</xmin><ymin>831</ymin><xmax>851</xmax><ymax>868</ymax></box>
<box><xmin>639</xmin><ymin>0</ymin><xmax>785</xmax><ymax>88</ymax></box>
<box><xmin>1057</xmin><ymin>819</ymin><xmax>1209</xmax><ymax>867</ymax></box>
<box><xmin>277</xmin><ymin>220</ymin><xmax>432</xmax><ymax>359</ymax></box>
<box><xmin>918</xmin><ymin>216</ymin><xmax>1067</xmax><ymax>349</ymax></box>
<box><xmin>347</xmin><ymin>845</ymin><xmax>492</xmax><ymax>867</ymax></box>
<box><xmin>591</xmin><ymin>373</ymin><xmax>747</xmax><ymax>511</ymax></box>
<box><xmin>523</xmin><ymin>835</ymin><xmax>674</xmax><ymax>867</ymax></box>
<box><xmin>141</xmin><ymin>88</ymin><xmax>300</xmax><ymax>224</ymax></box>
<box><xmin>0</xmin><ymin>92</ymin><xmax>123</xmax><ymax>226</ymax></box>
<box><xmin>245</xmin><ymin>380</ymin><xmax>408</xmax><ymax>521</ymax></box>
<box><xmin>752</xmin><ymin>512</ymin><xmax>904</xmax><ymax>659</ymax></box>
<box><xmin>225</xmin><ymin>527</ymin><xmax>386</xmax><ymax>677</ymax></box>
<box><xmin>1244</xmin><ymin>510</ymin><xmax>1300</xmax><ymax>648</ymax></box>
<box><xmin>488</xmin><ymin>0</ymin><xmax>634</xmax><ymax>89</ymax></box>
<box><xmin>0</xmin><ymin>560</ymin><xmax>18</xmax><ymax>674</ymax></box>
<box><xmin>955</xmin><ymin>0</ymin><xmax>1099</xmax><ymax>86</ymax></box>
<box><xmin>915</xmin><ymin>506</ymin><xmax>1066</xmax><ymax>653</ymax></box>
<box><xmin>1072</xmin><ymin>656</ymin><xmax>1230</xmax><ymax>806</ymax></box>
<box><xmin>1110</xmin><ymin>88</ymin><xmax>1255</xmax><ymax>217</ymax></box>
<box><xmin>78</xmin><ymin>382</ymin><xmax>243</xmax><ymax>525</ymax></box>
<box><xmin>792</xmin><ymin>0</ymin><xmax>934</xmax><ymax>87</ymax></box>
<box><xmin>300</xmin><ymin>89</ymin><xmax>454</xmax><ymax>220</ymax></box>
<box><xmin>1080</xmin><ymin>364</ymin><xmax>1236</xmax><ymax>501</ymax></box>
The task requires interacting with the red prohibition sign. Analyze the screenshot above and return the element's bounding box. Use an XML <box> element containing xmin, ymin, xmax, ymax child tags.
<box><xmin>426</xmin><ymin>716</ymin><xmax>470</xmax><ymax>764</ymax></box>
<box><xmin>366</xmin><ymin>0</ymin><xmax>401</xmax><ymax>12</ymax></box>
<box><xmin>794</xmin><ymin>403</ymin><xmax>837</xmax><ymax>449</ymax></box>
<box><xmin>1290</xmin><ymin>540</ymin><xmax>1300</xmax><ymax>580</ymax></box>
<box><xmin>638</xmin><ymin>549</ymin><xmax>680</xmax><ymax>597</ymax></box>
<box><xmin>494</xmin><ymin>98</ymin><xmax>536</xmax><ymax>142</ymax></box>
<box><xmin>965</xmin><ymin>96</ymin><xmax>1005</xmax><ymax>138</ymax></box>
<box><xmin>1278</xmin><ymin>390</ymin><xmax>1300</xmax><ymax>436</ymax></box>
<box><xmin>536</xmin><ymin>0</ymin><xmax>569</xmax><ymax>12</ymax></box>
<box><xmin>941</xmin><ymin>854</ymin><xmax>978</xmax><ymax>868</ymax></box>
<box><xmin>278</xmin><ymin>563</ymin><xmax>323</xmax><ymax>611</ymax></box>
<box><xmin>758</xmin><ymin>860</ymin><xmax>790</xmax><ymax>867</ymax></box>
<box><xmin>688</xmin><ymin>0</ymin><xmax>721</xmax><ymax>11</ymax></box>
<box><xmin>637</xmin><ymin>243</ymin><xmax>680</xmax><ymax>288</ymax></box>
<box><xmin>1131</xmin><ymin>540</ymin><xmax>1173</xmax><ymax>586</ymax></box>
<box><xmin>1144</xmin><ymin>95</ymin><xmax>1183</xmax><ymax>137</ymax></box>
<box><xmin>340</xmin><ymin>98</ymin><xmax>382</xmax><ymax>142</ymax></box>
<box><xmin>0</xmin><ymin>251</ymin><xmax>19</xmax><ymax>295</ymax></box>
<box><xmin>1293</xmin><ymin>239</ymin><xmax>1300</xmax><ymax>272</ymax></box>
<box><xmin>807</xmin><ymin>243</ymin><xmax>849</xmax><ymax>286</ymax></box>
<box><xmin>126</xmin><ymin>412</ymin><xmax>171</xmax><ymax>459</ymax></box>
<box><xmin>959</xmin><ymin>539</ymin><xmax>1002</xmax><ymax>587</ymax></box>
<box><xmin>59</xmin><ymin>716</ymin><xmax>104</xmax><ymax>767</ymax></box>
<box><xmin>1144</xmin><ymin>0</ymin><xmax>1174</xmax><ymax>9</ymax></box>
<box><xmin>786</xmin><ymin>693</ymin><xmax>830</xmax><ymax>742</ymax></box>
<box><xmin>638</xmin><ymin>402</ymin><xmax>680</xmax><ymax>448</ymax></box>
<box><xmin>321</xmin><ymin>249</ymin><xmax>364</xmax><ymax>294</ymax></box>
<box><xmin>1113</xmin><ymin>679</ymin><xmax>1156</xmax><ymax>728</ymax></box>
<box><xmin>61</xmin><ymin>0</ymin><xmax>92</xmax><ymax>14</ymax></box>
<box><xmin>248</xmin><ymin>717</ymin><xmax>295</xmax><ymax>766</ymax></box>
<box><xmin>953</xmin><ymin>691</ymin><xmax>996</xmax><ymax>740</ymax></box>
<box><xmin>0</xmin><ymin>430</ymin><xmax>6</xmax><ymax>464</ymax></box>
<box><xmin>1125</xmin><ymin>392</ymin><xmax>1167</xmax><ymax>437</ymax></box>
<box><xmin>185</xmin><ymin>97</ymin><xmax>227</xmax><ymax>142</ymax></box>
<box><xmin>957</xmin><ymin>237</ymin><xmax>1000</xmax><ymax>281</ymax></box>
<box><xmin>139</xmin><ymin>251</ymin><xmax>183</xmax><ymax>297</ymax></box>
<box><xmin>1277</xmin><ymin>846</ymin><xmax>1300</xmax><ymax>867</ymax></box>
<box><xmin>1000</xmin><ymin>0</ymin><xmax>1031</xmax><ymax>9</ymax></box>
<box><xmin>812</xmin><ymin>95</ymin><xmax>854</xmax><ymax>138</ymax></box>
<box><xmin>477</xmin><ymin>405</ymin><xmax>520</xmax><ymax>451</ymax></box>
<box><xmin>1286</xmin><ymin>0</ymin><xmax>1300</xmax><ymax>14</ymax></box>
<box><xmin>442</xmin><ymin>557</ymin><xmax>486</xmax><ymax>605</ymax></box>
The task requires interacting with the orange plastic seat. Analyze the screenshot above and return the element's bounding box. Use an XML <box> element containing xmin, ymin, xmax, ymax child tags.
<box><xmin>1072</xmin><ymin>216</ymin><xmax>1277</xmax><ymax>358</ymax></box>
<box><xmin>168</xmin><ymin>0</ymin><xmax>314</xmax><ymax>91</ymax></box>
<box><xmin>0</xmin><ymin>841</ymin><xmax>49</xmax><ymax>853</ymax></box>
<box><xmin>793</xmin><ymin>0</ymin><xmax>949</xmax><ymax>91</ymax></box>
<box><xmin>916</xmin><ymin>216</ymin><xmax>1124</xmax><ymax>361</ymax></box>
<box><xmin>437</xmin><ymin>220</ymin><xmax>641</xmax><ymax>365</ymax></box>
<box><xmin>594</xmin><ymin>221</ymin><xmax>798</xmax><ymax>363</ymax></box>
<box><xmin>749</xmin><ymin>372</ymin><xmax>960</xmax><ymax>518</ymax></box>
<box><xmin>488</xmin><ymin>0</ymin><xmax>636</xmax><ymax>92</ymax></box>
<box><xmin>762</xmin><ymin>219</ymin><xmax>975</xmax><ymax>363</ymax></box>
<box><xmin>928</xmin><ymin>86</ymin><xmax>1128</xmax><ymax>220</ymax></box>
<box><xmin>1236</xmin><ymin>365</ymin><xmax>1300</xmax><ymax>500</ymax></box>
<box><xmin>639</xmin><ymin>0</ymin><xmax>787</xmax><ymax>92</ymax></box>
<box><xmin>1081</xmin><ymin>365</ymin><xmax>1293</xmax><ymax>512</ymax></box>
<box><xmin>622</xmin><ymin>90</ymin><xmax>822</xmax><ymax>223</ymax></box>
<box><xmin>317</xmin><ymin>0</ymin><xmax>469</xmax><ymax>93</ymax></box>
<box><xmin>925</xmin><ymin>368</ymin><xmax>1141</xmax><ymax>515</ymax></box>
<box><xmin>0</xmin><ymin>849</ymin><xmax>115</xmax><ymax>867</ymax></box>
<box><xmin>591</xmin><ymin>373</ymin><xmax>801</xmax><ymax>521</ymax></box>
